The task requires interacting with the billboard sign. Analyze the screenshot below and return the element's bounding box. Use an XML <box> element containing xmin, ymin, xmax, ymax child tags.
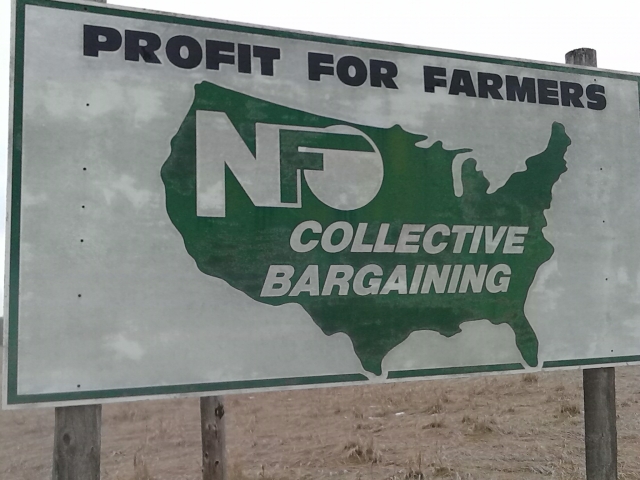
<box><xmin>5</xmin><ymin>0</ymin><xmax>640</xmax><ymax>407</ymax></box>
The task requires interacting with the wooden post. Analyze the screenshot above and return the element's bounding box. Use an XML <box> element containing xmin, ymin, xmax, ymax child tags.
<box><xmin>565</xmin><ymin>47</ymin><xmax>618</xmax><ymax>480</ymax></box>
<box><xmin>201</xmin><ymin>396</ymin><xmax>226</xmax><ymax>480</ymax></box>
<box><xmin>565</xmin><ymin>47</ymin><xmax>597</xmax><ymax>67</ymax></box>
<box><xmin>583</xmin><ymin>368</ymin><xmax>617</xmax><ymax>479</ymax></box>
<box><xmin>53</xmin><ymin>405</ymin><xmax>102</xmax><ymax>480</ymax></box>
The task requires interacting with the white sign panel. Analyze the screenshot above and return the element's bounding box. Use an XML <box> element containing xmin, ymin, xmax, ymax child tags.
<box><xmin>5</xmin><ymin>0</ymin><xmax>640</xmax><ymax>407</ymax></box>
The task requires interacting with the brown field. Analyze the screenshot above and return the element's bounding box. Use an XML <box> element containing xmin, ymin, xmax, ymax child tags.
<box><xmin>2</xmin><ymin>358</ymin><xmax>640</xmax><ymax>480</ymax></box>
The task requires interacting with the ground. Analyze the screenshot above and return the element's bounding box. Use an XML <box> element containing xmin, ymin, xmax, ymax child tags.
<box><xmin>2</xmin><ymin>357</ymin><xmax>640</xmax><ymax>480</ymax></box>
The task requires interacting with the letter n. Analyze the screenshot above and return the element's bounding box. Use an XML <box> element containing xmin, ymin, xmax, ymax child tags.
<box><xmin>196</xmin><ymin>111</ymin><xmax>282</xmax><ymax>217</ymax></box>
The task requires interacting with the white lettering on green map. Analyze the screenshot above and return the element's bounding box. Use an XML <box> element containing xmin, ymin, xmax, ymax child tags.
<box><xmin>260</xmin><ymin>263</ymin><xmax>511</xmax><ymax>297</ymax></box>
<box><xmin>289</xmin><ymin>221</ymin><xmax>528</xmax><ymax>255</ymax></box>
<box><xmin>259</xmin><ymin>221</ymin><xmax>525</xmax><ymax>298</ymax></box>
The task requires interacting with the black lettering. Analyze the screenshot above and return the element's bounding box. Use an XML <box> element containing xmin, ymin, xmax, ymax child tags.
<box><xmin>206</xmin><ymin>40</ymin><xmax>235</xmax><ymax>70</ymax></box>
<box><xmin>308</xmin><ymin>52</ymin><xmax>334</xmax><ymax>81</ymax></box>
<box><xmin>478</xmin><ymin>72</ymin><xmax>503</xmax><ymax>99</ymax></box>
<box><xmin>124</xmin><ymin>30</ymin><xmax>161</xmax><ymax>64</ymax></box>
<box><xmin>253</xmin><ymin>46</ymin><xmax>280</xmax><ymax>76</ymax></box>
<box><xmin>538</xmin><ymin>79</ymin><xmax>559</xmax><ymax>105</ymax></box>
<box><xmin>449</xmin><ymin>69</ymin><xmax>476</xmax><ymax>97</ymax></box>
<box><xmin>165</xmin><ymin>35</ymin><xmax>202</xmax><ymax>69</ymax></box>
<box><xmin>238</xmin><ymin>43</ymin><xmax>251</xmax><ymax>73</ymax></box>
<box><xmin>336</xmin><ymin>56</ymin><xmax>368</xmax><ymax>87</ymax></box>
<box><xmin>83</xmin><ymin>25</ymin><xmax>122</xmax><ymax>57</ymax></box>
<box><xmin>560</xmin><ymin>81</ymin><xmax>584</xmax><ymax>107</ymax></box>
<box><xmin>370</xmin><ymin>60</ymin><xmax>398</xmax><ymax>89</ymax></box>
<box><xmin>423</xmin><ymin>66</ymin><xmax>447</xmax><ymax>93</ymax></box>
<box><xmin>586</xmin><ymin>84</ymin><xmax>607</xmax><ymax>110</ymax></box>
<box><xmin>505</xmin><ymin>76</ymin><xmax>536</xmax><ymax>103</ymax></box>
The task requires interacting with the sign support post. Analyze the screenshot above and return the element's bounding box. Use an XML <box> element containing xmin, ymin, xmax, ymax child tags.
<box><xmin>565</xmin><ymin>47</ymin><xmax>618</xmax><ymax>480</ymax></box>
<box><xmin>201</xmin><ymin>396</ymin><xmax>227</xmax><ymax>480</ymax></box>
<box><xmin>52</xmin><ymin>405</ymin><xmax>102</xmax><ymax>480</ymax></box>
<box><xmin>583</xmin><ymin>368</ymin><xmax>617</xmax><ymax>479</ymax></box>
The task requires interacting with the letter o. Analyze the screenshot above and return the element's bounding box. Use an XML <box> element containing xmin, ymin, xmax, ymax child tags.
<box><xmin>321</xmin><ymin>221</ymin><xmax>354</xmax><ymax>253</ymax></box>
<box><xmin>166</xmin><ymin>35</ymin><xmax>202</xmax><ymax>69</ymax></box>
<box><xmin>336</xmin><ymin>56</ymin><xmax>368</xmax><ymax>87</ymax></box>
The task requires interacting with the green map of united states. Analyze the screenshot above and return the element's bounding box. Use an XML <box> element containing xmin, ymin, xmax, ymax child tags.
<box><xmin>161</xmin><ymin>82</ymin><xmax>570</xmax><ymax>376</ymax></box>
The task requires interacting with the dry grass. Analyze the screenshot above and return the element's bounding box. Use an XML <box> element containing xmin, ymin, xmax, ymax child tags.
<box><xmin>423</xmin><ymin>416</ymin><xmax>446</xmax><ymax>429</ymax></box>
<box><xmin>114</xmin><ymin>453</ymin><xmax>156</xmax><ymax>480</ymax></box>
<box><xmin>343</xmin><ymin>438</ymin><xmax>382</xmax><ymax>464</ymax></box>
<box><xmin>6</xmin><ymin>362</ymin><xmax>640</xmax><ymax>479</ymax></box>
<box><xmin>404</xmin><ymin>453</ymin><xmax>426</xmax><ymax>479</ymax></box>
<box><xmin>132</xmin><ymin>454</ymin><xmax>155</xmax><ymax>480</ymax></box>
<box><xmin>560</xmin><ymin>403</ymin><xmax>581</xmax><ymax>416</ymax></box>
<box><xmin>421</xmin><ymin>391</ymin><xmax>449</xmax><ymax>415</ymax></box>
<box><xmin>108</xmin><ymin>406</ymin><xmax>150</xmax><ymax>424</ymax></box>
<box><xmin>461</xmin><ymin>413</ymin><xmax>495</xmax><ymax>432</ymax></box>
<box><xmin>227</xmin><ymin>463</ymin><xmax>289</xmax><ymax>480</ymax></box>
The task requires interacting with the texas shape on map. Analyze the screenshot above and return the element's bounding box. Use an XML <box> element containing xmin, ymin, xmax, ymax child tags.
<box><xmin>161</xmin><ymin>82</ymin><xmax>570</xmax><ymax>376</ymax></box>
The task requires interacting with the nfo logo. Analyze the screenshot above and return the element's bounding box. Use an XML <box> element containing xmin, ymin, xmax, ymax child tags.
<box><xmin>195</xmin><ymin>112</ymin><xmax>384</xmax><ymax>217</ymax></box>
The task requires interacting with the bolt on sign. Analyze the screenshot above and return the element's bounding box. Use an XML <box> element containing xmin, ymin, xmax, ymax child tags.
<box><xmin>5</xmin><ymin>0</ymin><xmax>640</xmax><ymax>408</ymax></box>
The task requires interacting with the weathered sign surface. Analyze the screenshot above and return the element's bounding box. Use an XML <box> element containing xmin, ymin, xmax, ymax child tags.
<box><xmin>5</xmin><ymin>0</ymin><xmax>640</xmax><ymax>407</ymax></box>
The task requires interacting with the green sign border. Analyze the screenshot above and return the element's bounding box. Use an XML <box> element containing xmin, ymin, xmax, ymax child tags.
<box><xmin>6</xmin><ymin>0</ymin><xmax>640</xmax><ymax>406</ymax></box>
